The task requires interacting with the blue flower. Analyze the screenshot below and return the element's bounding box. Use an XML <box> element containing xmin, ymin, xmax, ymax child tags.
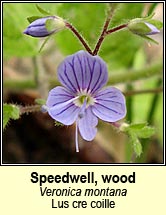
<box><xmin>46</xmin><ymin>51</ymin><xmax>126</xmax><ymax>152</ymax></box>
<box><xmin>23</xmin><ymin>16</ymin><xmax>65</xmax><ymax>37</ymax></box>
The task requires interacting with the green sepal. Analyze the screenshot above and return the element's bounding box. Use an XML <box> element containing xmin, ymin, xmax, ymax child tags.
<box><xmin>45</xmin><ymin>17</ymin><xmax>65</xmax><ymax>32</ymax></box>
<box><xmin>139</xmin><ymin>35</ymin><xmax>159</xmax><ymax>45</ymax></box>
<box><xmin>128</xmin><ymin>22</ymin><xmax>152</xmax><ymax>35</ymax></box>
<box><xmin>38</xmin><ymin>36</ymin><xmax>51</xmax><ymax>53</ymax></box>
<box><xmin>127</xmin><ymin>122</ymin><xmax>147</xmax><ymax>130</ymax></box>
<box><xmin>45</xmin><ymin>19</ymin><xmax>57</xmax><ymax>31</ymax></box>
<box><xmin>135</xmin><ymin>127</ymin><xmax>155</xmax><ymax>139</ymax></box>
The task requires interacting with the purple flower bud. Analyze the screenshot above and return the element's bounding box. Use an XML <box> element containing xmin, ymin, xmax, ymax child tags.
<box><xmin>23</xmin><ymin>16</ymin><xmax>65</xmax><ymax>37</ymax></box>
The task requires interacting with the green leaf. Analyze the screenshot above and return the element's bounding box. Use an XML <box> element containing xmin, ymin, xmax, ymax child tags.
<box><xmin>129</xmin><ymin>133</ymin><xmax>142</xmax><ymax>157</ymax></box>
<box><xmin>36</xmin><ymin>4</ymin><xmax>51</xmax><ymax>15</ymax></box>
<box><xmin>122</xmin><ymin>122</ymin><xmax>155</xmax><ymax>139</ymax></box>
<box><xmin>135</xmin><ymin>127</ymin><xmax>155</xmax><ymax>138</ymax></box>
<box><xmin>27</xmin><ymin>15</ymin><xmax>43</xmax><ymax>23</ymax></box>
<box><xmin>128</xmin><ymin>122</ymin><xmax>147</xmax><ymax>130</ymax></box>
<box><xmin>3</xmin><ymin>104</ymin><xmax>20</xmax><ymax>130</ymax></box>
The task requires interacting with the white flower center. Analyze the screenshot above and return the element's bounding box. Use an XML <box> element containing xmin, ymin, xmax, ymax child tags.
<box><xmin>74</xmin><ymin>90</ymin><xmax>95</xmax><ymax>108</ymax></box>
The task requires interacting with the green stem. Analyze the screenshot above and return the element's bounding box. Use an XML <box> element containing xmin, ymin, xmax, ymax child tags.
<box><xmin>107</xmin><ymin>61</ymin><xmax>162</xmax><ymax>85</ymax></box>
<box><xmin>65</xmin><ymin>22</ymin><xmax>93</xmax><ymax>55</ymax></box>
<box><xmin>147</xmin><ymin>78</ymin><xmax>162</xmax><ymax>124</ymax></box>
<box><xmin>4</xmin><ymin>79</ymin><xmax>36</xmax><ymax>90</ymax></box>
<box><xmin>4</xmin><ymin>61</ymin><xmax>162</xmax><ymax>90</ymax></box>
<box><xmin>92</xmin><ymin>6</ymin><xmax>114</xmax><ymax>56</ymax></box>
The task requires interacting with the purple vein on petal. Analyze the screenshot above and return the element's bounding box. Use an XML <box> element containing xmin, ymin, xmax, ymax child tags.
<box><xmin>94</xmin><ymin>103</ymin><xmax>120</xmax><ymax>114</ymax></box>
<box><xmin>55</xmin><ymin>103</ymin><xmax>78</xmax><ymax>116</ymax></box>
<box><xmin>76</xmin><ymin>54</ymin><xmax>84</xmax><ymax>90</ymax></box>
<box><xmin>64</xmin><ymin>63</ymin><xmax>77</xmax><ymax>92</ymax></box>
<box><xmin>96</xmin><ymin>99</ymin><xmax>123</xmax><ymax>107</ymax></box>
<box><xmin>59</xmin><ymin>73</ymin><xmax>75</xmax><ymax>93</ymax></box>
<box><xmin>67</xmin><ymin>56</ymin><xmax>80</xmax><ymax>91</ymax></box>
<box><xmin>91</xmin><ymin>62</ymin><xmax>102</xmax><ymax>94</ymax></box>
<box><xmin>87</xmin><ymin>58</ymin><xmax>96</xmax><ymax>92</ymax></box>
<box><xmin>95</xmin><ymin>91</ymin><xmax>115</xmax><ymax>98</ymax></box>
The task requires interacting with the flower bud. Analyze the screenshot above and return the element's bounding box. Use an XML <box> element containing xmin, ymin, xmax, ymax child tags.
<box><xmin>23</xmin><ymin>16</ymin><xmax>65</xmax><ymax>37</ymax></box>
<box><xmin>128</xmin><ymin>19</ymin><xmax>160</xmax><ymax>36</ymax></box>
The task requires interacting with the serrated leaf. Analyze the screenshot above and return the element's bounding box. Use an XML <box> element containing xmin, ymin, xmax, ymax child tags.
<box><xmin>134</xmin><ymin>139</ymin><xmax>142</xmax><ymax>157</ymax></box>
<box><xmin>136</xmin><ymin>126</ymin><xmax>155</xmax><ymax>138</ymax></box>
<box><xmin>129</xmin><ymin>133</ymin><xmax>142</xmax><ymax>157</ymax></box>
<box><xmin>36</xmin><ymin>4</ymin><xmax>51</xmax><ymax>16</ymax></box>
<box><xmin>27</xmin><ymin>15</ymin><xmax>43</xmax><ymax>23</ymax></box>
<box><xmin>129</xmin><ymin>122</ymin><xmax>147</xmax><ymax>130</ymax></box>
<box><xmin>3</xmin><ymin>104</ymin><xmax>20</xmax><ymax>130</ymax></box>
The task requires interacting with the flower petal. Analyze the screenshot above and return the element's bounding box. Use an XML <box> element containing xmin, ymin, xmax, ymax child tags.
<box><xmin>46</xmin><ymin>86</ymin><xmax>74</xmax><ymax>107</ymax></box>
<box><xmin>58</xmin><ymin>50</ymin><xmax>108</xmax><ymax>94</ymax></box>
<box><xmin>92</xmin><ymin>87</ymin><xmax>126</xmax><ymax>122</ymax></box>
<box><xmin>78</xmin><ymin>107</ymin><xmax>98</xmax><ymax>141</ymax></box>
<box><xmin>46</xmin><ymin>86</ymin><xmax>80</xmax><ymax>125</ymax></box>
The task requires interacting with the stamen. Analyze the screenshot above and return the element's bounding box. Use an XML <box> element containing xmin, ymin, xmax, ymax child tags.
<box><xmin>75</xmin><ymin>120</ymin><xmax>79</xmax><ymax>152</ymax></box>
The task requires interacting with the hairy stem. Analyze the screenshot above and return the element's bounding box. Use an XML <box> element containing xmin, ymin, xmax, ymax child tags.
<box><xmin>106</xmin><ymin>24</ymin><xmax>127</xmax><ymax>35</ymax></box>
<box><xmin>20</xmin><ymin>105</ymin><xmax>41</xmax><ymax>115</ymax></box>
<box><xmin>65</xmin><ymin>22</ymin><xmax>93</xmax><ymax>55</ymax></box>
<box><xmin>92</xmin><ymin>6</ymin><xmax>114</xmax><ymax>56</ymax></box>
